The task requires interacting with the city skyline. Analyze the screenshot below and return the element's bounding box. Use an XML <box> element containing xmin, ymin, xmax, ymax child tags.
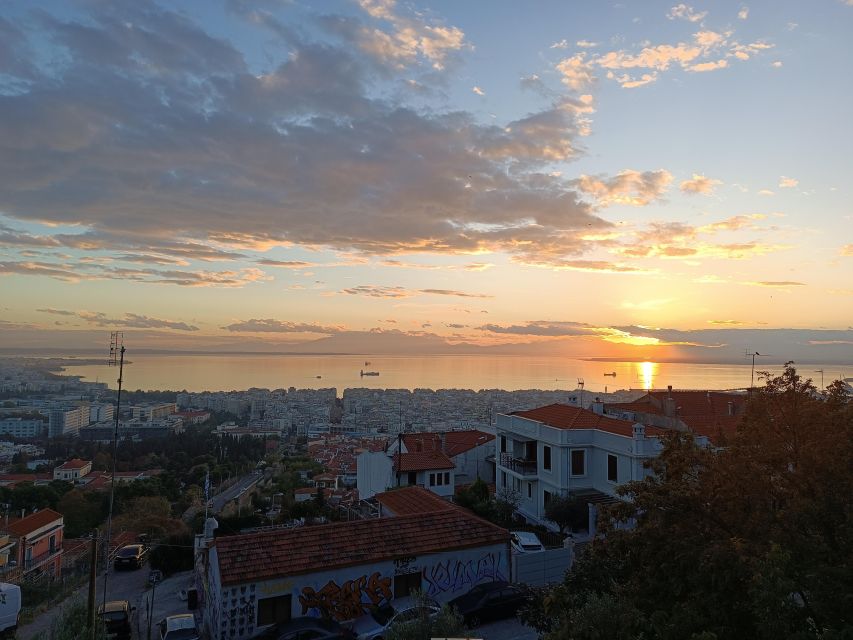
<box><xmin>1</xmin><ymin>0</ymin><xmax>851</xmax><ymax>363</ymax></box>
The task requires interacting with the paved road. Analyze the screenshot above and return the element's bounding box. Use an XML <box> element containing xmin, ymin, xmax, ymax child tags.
<box><xmin>209</xmin><ymin>471</ymin><xmax>261</xmax><ymax>514</ymax></box>
<box><xmin>17</xmin><ymin>564</ymin><xmax>194</xmax><ymax>640</ymax></box>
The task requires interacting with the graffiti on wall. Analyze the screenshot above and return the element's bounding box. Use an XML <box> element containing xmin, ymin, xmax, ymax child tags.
<box><xmin>299</xmin><ymin>571</ymin><xmax>392</xmax><ymax>621</ymax></box>
<box><xmin>422</xmin><ymin>552</ymin><xmax>506</xmax><ymax>596</ymax></box>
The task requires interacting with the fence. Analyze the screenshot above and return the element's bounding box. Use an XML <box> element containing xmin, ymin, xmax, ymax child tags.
<box><xmin>511</xmin><ymin>546</ymin><xmax>573</xmax><ymax>587</ymax></box>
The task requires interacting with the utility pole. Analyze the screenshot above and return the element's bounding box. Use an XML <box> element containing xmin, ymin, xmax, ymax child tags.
<box><xmin>746</xmin><ymin>351</ymin><xmax>765</xmax><ymax>390</ymax></box>
<box><xmin>87</xmin><ymin>529</ymin><xmax>98</xmax><ymax>639</ymax></box>
<box><xmin>103</xmin><ymin>332</ymin><xmax>125</xmax><ymax>610</ymax></box>
<box><xmin>815</xmin><ymin>369</ymin><xmax>825</xmax><ymax>390</ymax></box>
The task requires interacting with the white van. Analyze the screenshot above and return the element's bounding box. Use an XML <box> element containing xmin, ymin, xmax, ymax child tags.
<box><xmin>0</xmin><ymin>583</ymin><xmax>21</xmax><ymax>638</ymax></box>
<box><xmin>510</xmin><ymin>531</ymin><xmax>545</xmax><ymax>553</ymax></box>
<box><xmin>158</xmin><ymin>614</ymin><xmax>199</xmax><ymax>640</ymax></box>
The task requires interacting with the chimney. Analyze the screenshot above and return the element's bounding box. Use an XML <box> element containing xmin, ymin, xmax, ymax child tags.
<box><xmin>591</xmin><ymin>402</ymin><xmax>604</xmax><ymax>415</ymax></box>
<box><xmin>727</xmin><ymin>401</ymin><xmax>735</xmax><ymax>416</ymax></box>
<box><xmin>439</xmin><ymin>432</ymin><xmax>446</xmax><ymax>453</ymax></box>
<box><xmin>632</xmin><ymin>423</ymin><xmax>645</xmax><ymax>439</ymax></box>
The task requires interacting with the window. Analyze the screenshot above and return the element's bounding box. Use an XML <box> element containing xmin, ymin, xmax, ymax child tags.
<box><xmin>394</xmin><ymin>572</ymin><xmax>422</xmax><ymax>598</ymax></box>
<box><xmin>257</xmin><ymin>594</ymin><xmax>292</xmax><ymax>626</ymax></box>
<box><xmin>607</xmin><ymin>454</ymin><xmax>618</xmax><ymax>482</ymax></box>
<box><xmin>443</xmin><ymin>472</ymin><xmax>450</xmax><ymax>485</ymax></box>
<box><xmin>49</xmin><ymin>535</ymin><xmax>57</xmax><ymax>553</ymax></box>
<box><xmin>543</xmin><ymin>490</ymin><xmax>552</xmax><ymax>506</ymax></box>
<box><xmin>436</xmin><ymin>473</ymin><xmax>443</xmax><ymax>486</ymax></box>
<box><xmin>407</xmin><ymin>471</ymin><xmax>417</xmax><ymax>485</ymax></box>
<box><xmin>500</xmin><ymin>435</ymin><xmax>506</xmax><ymax>453</ymax></box>
<box><xmin>527</xmin><ymin>482</ymin><xmax>532</xmax><ymax>498</ymax></box>
<box><xmin>429</xmin><ymin>473</ymin><xmax>436</xmax><ymax>486</ymax></box>
<box><xmin>501</xmin><ymin>471</ymin><xmax>506</xmax><ymax>487</ymax></box>
<box><xmin>571</xmin><ymin>450</ymin><xmax>586</xmax><ymax>476</ymax></box>
<box><xmin>543</xmin><ymin>445</ymin><xmax>551</xmax><ymax>471</ymax></box>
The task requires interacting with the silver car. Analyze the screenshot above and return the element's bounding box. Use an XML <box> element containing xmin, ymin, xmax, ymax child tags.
<box><xmin>349</xmin><ymin>596</ymin><xmax>440</xmax><ymax>640</ymax></box>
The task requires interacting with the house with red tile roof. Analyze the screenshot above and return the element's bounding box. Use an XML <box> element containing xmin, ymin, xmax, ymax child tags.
<box><xmin>2</xmin><ymin>508</ymin><xmax>64</xmax><ymax>579</ymax></box>
<box><xmin>53</xmin><ymin>458</ymin><xmax>92</xmax><ymax>481</ymax></box>
<box><xmin>196</xmin><ymin>487</ymin><xmax>509</xmax><ymax>640</ymax></box>
<box><xmin>604</xmin><ymin>386</ymin><xmax>747</xmax><ymax>445</ymax></box>
<box><xmin>356</xmin><ymin>429</ymin><xmax>496</xmax><ymax>500</ymax></box>
<box><xmin>495</xmin><ymin>403</ymin><xmax>703</xmax><ymax>532</ymax></box>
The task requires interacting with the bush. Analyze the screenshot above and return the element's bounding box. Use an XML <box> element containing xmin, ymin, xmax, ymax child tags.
<box><xmin>149</xmin><ymin>533</ymin><xmax>195</xmax><ymax>575</ymax></box>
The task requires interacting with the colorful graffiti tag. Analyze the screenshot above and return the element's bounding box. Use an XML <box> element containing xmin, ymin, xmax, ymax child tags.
<box><xmin>299</xmin><ymin>572</ymin><xmax>392</xmax><ymax>621</ymax></box>
<box><xmin>422</xmin><ymin>552</ymin><xmax>506</xmax><ymax>596</ymax></box>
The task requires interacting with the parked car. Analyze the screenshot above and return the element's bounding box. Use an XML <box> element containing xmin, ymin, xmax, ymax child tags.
<box><xmin>349</xmin><ymin>596</ymin><xmax>440</xmax><ymax>640</ymax></box>
<box><xmin>158</xmin><ymin>614</ymin><xmax>199</xmax><ymax>640</ymax></box>
<box><xmin>260</xmin><ymin>616</ymin><xmax>355</xmax><ymax>640</ymax></box>
<box><xmin>510</xmin><ymin>531</ymin><xmax>545</xmax><ymax>553</ymax></box>
<box><xmin>447</xmin><ymin>581</ymin><xmax>527</xmax><ymax>626</ymax></box>
<box><xmin>97</xmin><ymin>600</ymin><xmax>135</xmax><ymax>640</ymax></box>
<box><xmin>114</xmin><ymin>543</ymin><xmax>149</xmax><ymax>570</ymax></box>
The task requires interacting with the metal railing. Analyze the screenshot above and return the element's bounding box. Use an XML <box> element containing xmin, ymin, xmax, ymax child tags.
<box><xmin>24</xmin><ymin>546</ymin><xmax>62</xmax><ymax>572</ymax></box>
<box><xmin>498</xmin><ymin>452</ymin><xmax>538</xmax><ymax>475</ymax></box>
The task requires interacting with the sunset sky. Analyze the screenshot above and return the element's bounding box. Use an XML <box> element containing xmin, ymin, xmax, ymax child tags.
<box><xmin>1</xmin><ymin>0</ymin><xmax>851</xmax><ymax>362</ymax></box>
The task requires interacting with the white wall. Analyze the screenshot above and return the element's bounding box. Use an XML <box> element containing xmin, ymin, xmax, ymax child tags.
<box><xmin>356</xmin><ymin>451</ymin><xmax>393</xmax><ymax>499</ymax></box>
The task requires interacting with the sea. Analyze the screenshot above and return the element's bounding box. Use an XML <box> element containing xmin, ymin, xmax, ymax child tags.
<box><xmin>56</xmin><ymin>354</ymin><xmax>851</xmax><ymax>394</ymax></box>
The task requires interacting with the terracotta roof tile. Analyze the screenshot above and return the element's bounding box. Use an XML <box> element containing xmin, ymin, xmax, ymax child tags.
<box><xmin>402</xmin><ymin>430</ymin><xmax>495</xmax><ymax>457</ymax></box>
<box><xmin>375</xmin><ymin>486</ymin><xmax>454</xmax><ymax>516</ymax></box>
<box><xmin>58</xmin><ymin>458</ymin><xmax>90</xmax><ymax>469</ymax></box>
<box><xmin>6</xmin><ymin>508</ymin><xmax>63</xmax><ymax>537</ymax></box>
<box><xmin>512</xmin><ymin>404</ymin><xmax>666</xmax><ymax>437</ymax></box>
<box><xmin>214</xmin><ymin>506</ymin><xmax>509</xmax><ymax>586</ymax></box>
<box><xmin>392</xmin><ymin>450</ymin><xmax>455</xmax><ymax>472</ymax></box>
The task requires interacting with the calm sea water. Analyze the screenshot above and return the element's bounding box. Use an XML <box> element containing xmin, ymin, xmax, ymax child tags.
<box><xmin>60</xmin><ymin>354</ymin><xmax>850</xmax><ymax>394</ymax></box>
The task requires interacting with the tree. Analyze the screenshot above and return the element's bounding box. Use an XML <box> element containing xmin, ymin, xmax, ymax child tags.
<box><xmin>385</xmin><ymin>591</ymin><xmax>469</xmax><ymax>640</ymax></box>
<box><xmin>525</xmin><ymin>364</ymin><xmax>853</xmax><ymax>640</ymax></box>
<box><xmin>544</xmin><ymin>493</ymin><xmax>587</xmax><ymax>535</ymax></box>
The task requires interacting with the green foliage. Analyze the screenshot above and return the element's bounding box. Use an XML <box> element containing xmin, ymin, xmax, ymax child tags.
<box><xmin>150</xmin><ymin>532</ymin><xmax>195</xmax><ymax>575</ymax></box>
<box><xmin>529</xmin><ymin>364</ymin><xmax>853</xmax><ymax>640</ymax></box>
<box><xmin>384</xmin><ymin>592</ymin><xmax>469</xmax><ymax>640</ymax></box>
<box><xmin>32</xmin><ymin>598</ymin><xmax>106</xmax><ymax>640</ymax></box>
<box><xmin>544</xmin><ymin>492</ymin><xmax>587</xmax><ymax>534</ymax></box>
<box><xmin>56</xmin><ymin>489</ymin><xmax>106</xmax><ymax>538</ymax></box>
<box><xmin>0</xmin><ymin>480</ymin><xmax>73</xmax><ymax>514</ymax></box>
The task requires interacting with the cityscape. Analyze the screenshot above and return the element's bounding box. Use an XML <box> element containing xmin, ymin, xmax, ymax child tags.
<box><xmin>0</xmin><ymin>1</ymin><xmax>851</xmax><ymax>639</ymax></box>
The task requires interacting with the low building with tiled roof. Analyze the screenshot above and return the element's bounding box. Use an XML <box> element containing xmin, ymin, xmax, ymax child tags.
<box><xmin>197</xmin><ymin>486</ymin><xmax>510</xmax><ymax>639</ymax></box>
<box><xmin>604</xmin><ymin>387</ymin><xmax>747</xmax><ymax>445</ymax></box>
<box><xmin>3</xmin><ymin>508</ymin><xmax>64</xmax><ymax>579</ymax></box>
<box><xmin>53</xmin><ymin>458</ymin><xmax>92</xmax><ymax>481</ymax></box>
<box><xmin>400</xmin><ymin>429</ymin><xmax>496</xmax><ymax>485</ymax></box>
<box><xmin>495</xmin><ymin>403</ymin><xmax>708</xmax><ymax>533</ymax></box>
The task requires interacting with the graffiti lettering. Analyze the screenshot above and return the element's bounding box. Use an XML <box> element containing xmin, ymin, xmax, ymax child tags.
<box><xmin>299</xmin><ymin>571</ymin><xmax>392</xmax><ymax>621</ymax></box>
<box><xmin>393</xmin><ymin>556</ymin><xmax>417</xmax><ymax>574</ymax></box>
<box><xmin>422</xmin><ymin>552</ymin><xmax>506</xmax><ymax>596</ymax></box>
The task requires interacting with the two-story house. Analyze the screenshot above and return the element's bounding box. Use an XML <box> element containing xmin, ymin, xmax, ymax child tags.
<box><xmin>5</xmin><ymin>508</ymin><xmax>64</xmax><ymax>578</ymax></box>
<box><xmin>53</xmin><ymin>458</ymin><xmax>92</xmax><ymax>482</ymax></box>
<box><xmin>495</xmin><ymin>404</ymin><xmax>681</xmax><ymax>531</ymax></box>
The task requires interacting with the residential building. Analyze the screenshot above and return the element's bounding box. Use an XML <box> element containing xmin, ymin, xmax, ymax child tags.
<box><xmin>495</xmin><ymin>404</ymin><xmax>681</xmax><ymax>530</ymax></box>
<box><xmin>0</xmin><ymin>418</ymin><xmax>46</xmax><ymax>439</ymax></box>
<box><xmin>53</xmin><ymin>459</ymin><xmax>93</xmax><ymax>482</ymax></box>
<box><xmin>131</xmin><ymin>403</ymin><xmax>176</xmax><ymax>421</ymax></box>
<box><xmin>196</xmin><ymin>487</ymin><xmax>509</xmax><ymax>640</ymax></box>
<box><xmin>48</xmin><ymin>406</ymin><xmax>88</xmax><ymax>437</ymax></box>
<box><xmin>88</xmin><ymin>403</ymin><xmax>114</xmax><ymax>423</ymax></box>
<box><xmin>4</xmin><ymin>508</ymin><xmax>64</xmax><ymax>578</ymax></box>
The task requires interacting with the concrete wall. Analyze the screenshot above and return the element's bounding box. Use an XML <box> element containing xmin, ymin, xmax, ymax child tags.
<box><xmin>205</xmin><ymin>542</ymin><xmax>509</xmax><ymax>640</ymax></box>
<box><xmin>511</xmin><ymin>547</ymin><xmax>573</xmax><ymax>586</ymax></box>
<box><xmin>356</xmin><ymin>451</ymin><xmax>393</xmax><ymax>499</ymax></box>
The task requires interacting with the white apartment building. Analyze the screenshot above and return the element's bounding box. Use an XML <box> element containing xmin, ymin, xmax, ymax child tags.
<box><xmin>0</xmin><ymin>418</ymin><xmax>46</xmax><ymax>439</ymax></box>
<box><xmin>494</xmin><ymin>404</ymin><xmax>703</xmax><ymax>531</ymax></box>
<box><xmin>48</xmin><ymin>405</ymin><xmax>88</xmax><ymax>438</ymax></box>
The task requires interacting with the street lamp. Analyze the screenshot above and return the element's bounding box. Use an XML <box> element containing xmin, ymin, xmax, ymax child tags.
<box><xmin>747</xmin><ymin>351</ymin><xmax>767</xmax><ymax>389</ymax></box>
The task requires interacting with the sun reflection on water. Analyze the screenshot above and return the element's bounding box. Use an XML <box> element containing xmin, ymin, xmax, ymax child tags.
<box><xmin>638</xmin><ymin>361</ymin><xmax>658</xmax><ymax>389</ymax></box>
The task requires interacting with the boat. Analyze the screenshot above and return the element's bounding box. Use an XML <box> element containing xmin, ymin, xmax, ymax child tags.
<box><xmin>604</xmin><ymin>371</ymin><xmax>616</xmax><ymax>377</ymax></box>
<box><xmin>315</xmin><ymin>375</ymin><xmax>322</xmax><ymax>379</ymax></box>
<box><xmin>364</xmin><ymin>361</ymin><xmax>371</xmax><ymax>366</ymax></box>
<box><xmin>360</xmin><ymin>369</ymin><xmax>380</xmax><ymax>377</ymax></box>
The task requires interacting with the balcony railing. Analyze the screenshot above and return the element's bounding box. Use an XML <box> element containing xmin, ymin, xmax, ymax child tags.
<box><xmin>24</xmin><ymin>546</ymin><xmax>62</xmax><ymax>572</ymax></box>
<box><xmin>499</xmin><ymin>452</ymin><xmax>538</xmax><ymax>475</ymax></box>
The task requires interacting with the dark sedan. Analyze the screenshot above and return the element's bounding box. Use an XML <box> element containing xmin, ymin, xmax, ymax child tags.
<box><xmin>259</xmin><ymin>616</ymin><xmax>355</xmax><ymax>640</ymax></box>
<box><xmin>448</xmin><ymin>581</ymin><xmax>527</xmax><ymax>626</ymax></box>
<box><xmin>113</xmin><ymin>543</ymin><xmax>149</xmax><ymax>570</ymax></box>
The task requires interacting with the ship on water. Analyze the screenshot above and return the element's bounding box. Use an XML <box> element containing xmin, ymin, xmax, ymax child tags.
<box><xmin>360</xmin><ymin>369</ymin><xmax>379</xmax><ymax>377</ymax></box>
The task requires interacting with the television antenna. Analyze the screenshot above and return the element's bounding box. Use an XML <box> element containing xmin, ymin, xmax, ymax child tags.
<box><xmin>745</xmin><ymin>350</ymin><xmax>767</xmax><ymax>389</ymax></box>
<box><xmin>577</xmin><ymin>378</ymin><xmax>584</xmax><ymax>408</ymax></box>
<box><xmin>102</xmin><ymin>332</ymin><xmax>125</xmax><ymax>612</ymax></box>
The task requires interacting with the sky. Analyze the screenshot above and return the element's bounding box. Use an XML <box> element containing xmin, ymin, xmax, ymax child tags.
<box><xmin>0</xmin><ymin>0</ymin><xmax>851</xmax><ymax>363</ymax></box>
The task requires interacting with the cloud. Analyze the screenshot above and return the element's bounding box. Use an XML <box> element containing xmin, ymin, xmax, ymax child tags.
<box><xmin>778</xmin><ymin>176</ymin><xmax>798</xmax><ymax>188</ymax></box>
<box><xmin>257</xmin><ymin>259</ymin><xmax>315</xmax><ymax>269</ymax></box>
<box><xmin>478</xmin><ymin>320</ymin><xmax>599</xmax><ymax>337</ymax></box>
<box><xmin>748</xmin><ymin>281</ymin><xmax>806</xmax><ymax>287</ymax></box>
<box><xmin>758</xmin><ymin>189</ymin><xmax>775</xmax><ymax>196</ymax></box>
<box><xmin>556</xmin><ymin>54</ymin><xmax>596</xmax><ymax>90</ymax></box>
<box><xmin>222</xmin><ymin>319</ymin><xmax>343</xmax><ymax>334</ymax></box>
<box><xmin>36</xmin><ymin>308</ymin><xmax>75</xmax><ymax>316</ymax></box>
<box><xmin>841</xmin><ymin>244</ymin><xmax>853</xmax><ymax>257</ymax></box>
<box><xmin>708</xmin><ymin>319</ymin><xmax>744</xmax><ymax>325</ymax></box>
<box><xmin>550</xmin><ymin>39</ymin><xmax>569</xmax><ymax>49</ymax></box>
<box><xmin>463</xmin><ymin>263</ymin><xmax>495</xmax><ymax>271</ymax></box>
<box><xmin>576</xmin><ymin>40</ymin><xmax>599</xmax><ymax>48</ymax></box>
<box><xmin>680</xmin><ymin>174</ymin><xmax>722</xmax><ymax>194</ymax></box>
<box><xmin>72</xmin><ymin>311</ymin><xmax>199</xmax><ymax>331</ymax></box>
<box><xmin>689</xmin><ymin>59</ymin><xmax>728</xmax><ymax>72</ymax></box>
<box><xmin>419</xmin><ymin>288</ymin><xmax>492</xmax><ymax>298</ymax></box>
<box><xmin>771</xmin><ymin>61</ymin><xmax>783</xmax><ymax>68</ymax></box>
<box><xmin>667</xmin><ymin>4</ymin><xmax>708</xmax><ymax>22</ymax></box>
<box><xmin>738</xmin><ymin>6</ymin><xmax>749</xmax><ymax>19</ymax></box>
<box><xmin>472</xmin><ymin>86</ymin><xmax>485</xmax><ymax>96</ymax></box>
<box><xmin>445</xmin><ymin>323</ymin><xmax>467</xmax><ymax>329</ymax></box>
<box><xmin>342</xmin><ymin>285</ymin><xmax>411</xmax><ymax>298</ymax></box>
<box><xmin>575</xmin><ymin>170</ymin><xmax>673</xmax><ymax>206</ymax></box>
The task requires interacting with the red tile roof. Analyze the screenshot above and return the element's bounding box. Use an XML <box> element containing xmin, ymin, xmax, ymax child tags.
<box><xmin>402</xmin><ymin>430</ymin><xmax>495</xmax><ymax>458</ymax></box>
<box><xmin>214</xmin><ymin>506</ymin><xmax>509</xmax><ymax>586</ymax></box>
<box><xmin>58</xmin><ymin>458</ymin><xmax>90</xmax><ymax>469</ymax></box>
<box><xmin>375</xmin><ymin>486</ymin><xmax>454</xmax><ymax>516</ymax></box>
<box><xmin>512</xmin><ymin>404</ymin><xmax>666</xmax><ymax>437</ymax></box>
<box><xmin>5</xmin><ymin>508</ymin><xmax>63</xmax><ymax>537</ymax></box>
<box><xmin>392</xmin><ymin>450</ymin><xmax>455</xmax><ymax>472</ymax></box>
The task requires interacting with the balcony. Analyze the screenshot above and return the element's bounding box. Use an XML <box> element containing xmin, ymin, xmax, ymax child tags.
<box><xmin>499</xmin><ymin>452</ymin><xmax>538</xmax><ymax>476</ymax></box>
<box><xmin>24</xmin><ymin>545</ymin><xmax>62</xmax><ymax>572</ymax></box>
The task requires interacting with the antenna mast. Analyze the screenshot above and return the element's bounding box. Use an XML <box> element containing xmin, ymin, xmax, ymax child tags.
<box><xmin>102</xmin><ymin>332</ymin><xmax>125</xmax><ymax>611</ymax></box>
<box><xmin>577</xmin><ymin>378</ymin><xmax>585</xmax><ymax>408</ymax></box>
